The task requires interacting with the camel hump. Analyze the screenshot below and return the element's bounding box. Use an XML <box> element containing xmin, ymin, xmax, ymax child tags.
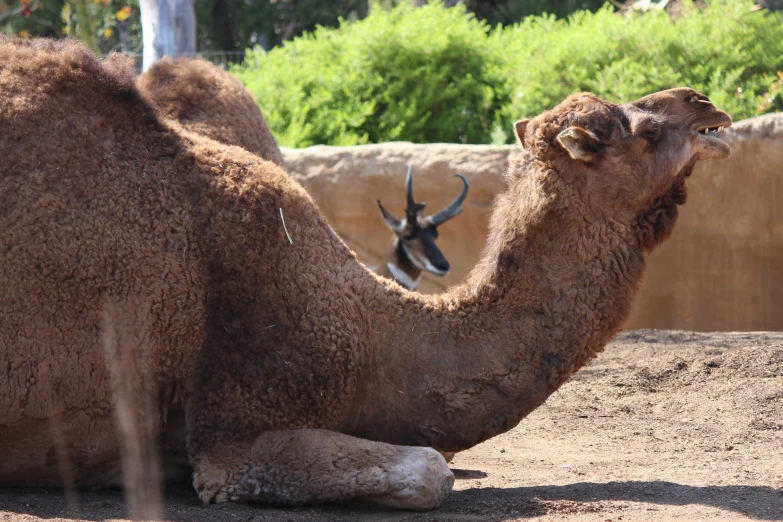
<box><xmin>138</xmin><ymin>57</ymin><xmax>286</xmax><ymax>168</ymax></box>
<box><xmin>0</xmin><ymin>38</ymin><xmax>158</xmax><ymax>138</ymax></box>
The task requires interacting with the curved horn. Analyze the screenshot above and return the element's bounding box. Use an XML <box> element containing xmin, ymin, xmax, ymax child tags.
<box><xmin>425</xmin><ymin>173</ymin><xmax>469</xmax><ymax>227</ymax></box>
<box><xmin>405</xmin><ymin>165</ymin><xmax>416</xmax><ymax>212</ymax></box>
<box><xmin>404</xmin><ymin>165</ymin><xmax>426</xmax><ymax>224</ymax></box>
<box><xmin>377</xmin><ymin>200</ymin><xmax>405</xmax><ymax>234</ymax></box>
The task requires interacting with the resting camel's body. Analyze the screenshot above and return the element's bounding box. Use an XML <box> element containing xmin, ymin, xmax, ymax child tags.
<box><xmin>0</xmin><ymin>39</ymin><xmax>731</xmax><ymax>510</ymax></box>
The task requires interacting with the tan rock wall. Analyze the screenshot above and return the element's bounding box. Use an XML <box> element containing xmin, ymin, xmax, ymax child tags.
<box><xmin>282</xmin><ymin>113</ymin><xmax>783</xmax><ymax>332</ymax></box>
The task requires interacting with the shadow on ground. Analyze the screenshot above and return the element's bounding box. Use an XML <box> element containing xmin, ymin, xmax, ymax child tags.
<box><xmin>448</xmin><ymin>481</ymin><xmax>783</xmax><ymax>521</ymax></box>
<box><xmin>452</xmin><ymin>468</ymin><xmax>489</xmax><ymax>480</ymax></box>
<box><xmin>1</xmin><ymin>479</ymin><xmax>781</xmax><ymax>521</ymax></box>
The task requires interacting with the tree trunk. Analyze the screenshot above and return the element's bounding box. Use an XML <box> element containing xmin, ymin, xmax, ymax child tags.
<box><xmin>139</xmin><ymin>0</ymin><xmax>197</xmax><ymax>71</ymax></box>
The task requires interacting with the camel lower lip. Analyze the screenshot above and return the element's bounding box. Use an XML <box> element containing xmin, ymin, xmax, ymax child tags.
<box><xmin>701</xmin><ymin>134</ymin><xmax>729</xmax><ymax>146</ymax></box>
<box><xmin>695</xmin><ymin>134</ymin><xmax>731</xmax><ymax>160</ymax></box>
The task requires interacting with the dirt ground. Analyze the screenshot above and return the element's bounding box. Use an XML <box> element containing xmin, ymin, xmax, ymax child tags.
<box><xmin>1</xmin><ymin>329</ymin><xmax>781</xmax><ymax>522</ymax></box>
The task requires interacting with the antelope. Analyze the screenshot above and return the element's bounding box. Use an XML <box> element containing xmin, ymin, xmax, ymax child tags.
<box><xmin>375</xmin><ymin>166</ymin><xmax>469</xmax><ymax>291</ymax></box>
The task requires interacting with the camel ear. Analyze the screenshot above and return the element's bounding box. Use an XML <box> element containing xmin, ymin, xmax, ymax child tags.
<box><xmin>556</xmin><ymin>126</ymin><xmax>600</xmax><ymax>161</ymax></box>
<box><xmin>513</xmin><ymin>119</ymin><xmax>530</xmax><ymax>148</ymax></box>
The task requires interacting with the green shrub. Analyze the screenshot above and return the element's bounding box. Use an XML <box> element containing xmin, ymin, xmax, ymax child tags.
<box><xmin>500</xmin><ymin>0</ymin><xmax>783</xmax><ymax>127</ymax></box>
<box><xmin>235</xmin><ymin>0</ymin><xmax>783</xmax><ymax>147</ymax></box>
<box><xmin>234</xmin><ymin>1</ymin><xmax>510</xmax><ymax>147</ymax></box>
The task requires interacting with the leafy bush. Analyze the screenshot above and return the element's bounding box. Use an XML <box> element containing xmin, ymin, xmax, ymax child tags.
<box><xmin>234</xmin><ymin>1</ymin><xmax>511</xmax><ymax>147</ymax></box>
<box><xmin>1</xmin><ymin>0</ymin><xmax>141</xmax><ymax>55</ymax></box>
<box><xmin>235</xmin><ymin>0</ymin><xmax>783</xmax><ymax>147</ymax></box>
<box><xmin>499</xmin><ymin>0</ymin><xmax>783</xmax><ymax>128</ymax></box>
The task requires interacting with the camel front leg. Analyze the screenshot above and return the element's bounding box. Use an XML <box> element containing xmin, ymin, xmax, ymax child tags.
<box><xmin>191</xmin><ymin>429</ymin><xmax>454</xmax><ymax>510</ymax></box>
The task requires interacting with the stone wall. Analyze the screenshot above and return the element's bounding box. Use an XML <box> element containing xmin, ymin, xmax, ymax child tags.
<box><xmin>282</xmin><ymin>113</ymin><xmax>783</xmax><ymax>332</ymax></box>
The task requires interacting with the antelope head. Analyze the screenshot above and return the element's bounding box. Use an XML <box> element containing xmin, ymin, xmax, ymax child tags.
<box><xmin>377</xmin><ymin>166</ymin><xmax>469</xmax><ymax>277</ymax></box>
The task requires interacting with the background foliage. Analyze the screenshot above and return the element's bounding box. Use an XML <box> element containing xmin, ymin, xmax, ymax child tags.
<box><xmin>1</xmin><ymin>0</ymin><xmax>610</xmax><ymax>56</ymax></box>
<box><xmin>0</xmin><ymin>0</ymin><xmax>139</xmax><ymax>54</ymax></box>
<box><xmin>498</xmin><ymin>0</ymin><xmax>783</xmax><ymax>136</ymax></box>
<box><xmin>195</xmin><ymin>0</ymin><xmax>368</xmax><ymax>53</ymax></box>
<box><xmin>194</xmin><ymin>0</ymin><xmax>607</xmax><ymax>54</ymax></box>
<box><xmin>235</xmin><ymin>2</ymin><xmax>509</xmax><ymax>146</ymax></box>
<box><xmin>235</xmin><ymin>0</ymin><xmax>783</xmax><ymax>147</ymax></box>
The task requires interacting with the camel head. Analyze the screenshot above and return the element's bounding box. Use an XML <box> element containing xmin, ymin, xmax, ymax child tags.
<box><xmin>377</xmin><ymin>166</ymin><xmax>469</xmax><ymax>276</ymax></box>
<box><xmin>513</xmin><ymin>87</ymin><xmax>732</xmax><ymax>250</ymax></box>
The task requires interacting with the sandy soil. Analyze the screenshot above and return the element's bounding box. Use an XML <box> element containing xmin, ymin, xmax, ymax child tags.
<box><xmin>1</xmin><ymin>329</ymin><xmax>781</xmax><ymax>522</ymax></box>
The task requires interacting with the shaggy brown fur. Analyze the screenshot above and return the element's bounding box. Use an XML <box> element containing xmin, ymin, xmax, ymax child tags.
<box><xmin>136</xmin><ymin>57</ymin><xmax>285</xmax><ymax>167</ymax></box>
<box><xmin>0</xmin><ymin>39</ymin><xmax>731</xmax><ymax>510</ymax></box>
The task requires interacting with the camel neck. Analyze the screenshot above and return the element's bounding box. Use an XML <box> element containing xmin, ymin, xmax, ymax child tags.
<box><xmin>352</xmin><ymin>168</ymin><xmax>646</xmax><ymax>452</ymax></box>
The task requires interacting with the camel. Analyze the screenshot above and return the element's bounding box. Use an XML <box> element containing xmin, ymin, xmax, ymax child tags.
<box><xmin>140</xmin><ymin>58</ymin><xmax>469</xmax><ymax>463</ymax></box>
<box><xmin>0</xmin><ymin>38</ymin><xmax>732</xmax><ymax>511</ymax></box>
<box><xmin>139</xmin><ymin>58</ymin><xmax>463</xmax><ymax>465</ymax></box>
<box><xmin>375</xmin><ymin>166</ymin><xmax>469</xmax><ymax>291</ymax></box>
<box><xmin>136</xmin><ymin>56</ymin><xmax>285</xmax><ymax>167</ymax></box>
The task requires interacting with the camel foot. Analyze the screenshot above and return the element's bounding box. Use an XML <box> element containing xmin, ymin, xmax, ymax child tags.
<box><xmin>363</xmin><ymin>446</ymin><xmax>454</xmax><ymax>510</ymax></box>
<box><xmin>190</xmin><ymin>429</ymin><xmax>455</xmax><ymax>510</ymax></box>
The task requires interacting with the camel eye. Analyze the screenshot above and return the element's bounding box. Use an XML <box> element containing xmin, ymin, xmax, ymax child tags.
<box><xmin>642</xmin><ymin>126</ymin><xmax>661</xmax><ymax>143</ymax></box>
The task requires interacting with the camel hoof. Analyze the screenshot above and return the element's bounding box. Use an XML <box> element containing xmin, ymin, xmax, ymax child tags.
<box><xmin>192</xmin><ymin>464</ymin><xmax>231</xmax><ymax>505</ymax></box>
<box><xmin>194</xmin><ymin>479</ymin><xmax>219</xmax><ymax>505</ymax></box>
<box><xmin>370</xmin><ymin>447</ymin><xmax>455</xmax><ymax>510</ymax></box>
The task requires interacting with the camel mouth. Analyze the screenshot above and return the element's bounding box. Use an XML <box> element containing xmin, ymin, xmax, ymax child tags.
<box><xmin>697</xmin><ymin>124</ymin><xmax>726</xmax><ymax>136</ymax></box>
<box><xmin>694</xmin><ymin>132</ymin><xmax>731</xmax><ymax>160</ymax></box>
<box><xmin>693</xmin><ymin>116</ymin><xmax>732</xmax><ymax>160</ymax></box>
